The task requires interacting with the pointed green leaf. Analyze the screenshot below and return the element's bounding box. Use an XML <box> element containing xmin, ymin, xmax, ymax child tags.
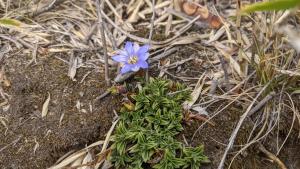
<box><xmin>0</xmin><ymin>18</ymin><xmax>22</xmax><ymax>27</ymax></box>
<box><xmin>241</xmin><ymin>0</ymin><xmax>300</xmax><ymax>13</ymax></box>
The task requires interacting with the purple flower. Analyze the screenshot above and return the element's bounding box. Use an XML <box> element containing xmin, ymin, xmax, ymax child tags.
<box><xmin>112</xmin><ymin>41</ymin><xmax>149</xmax><ymax>74</ymax></box>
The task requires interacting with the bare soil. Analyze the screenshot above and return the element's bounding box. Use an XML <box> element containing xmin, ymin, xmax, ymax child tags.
<box><xmin>0</xmin><ymin>52</ymin><xmax>120</xmax><ymax>169</ymax></box>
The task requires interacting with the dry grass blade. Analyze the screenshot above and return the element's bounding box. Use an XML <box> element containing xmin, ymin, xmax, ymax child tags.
<box><xmin>49</xmin><ymin>151</ymin><xmax>87</xmax><ymax>169</ymax></box>
<box><xmin>0</xmin><ymin>136</ymin><xmax>22</xmax><ymax>153</ymax></box>
<box><xmin>127</xmin><ymin>0</ymin><xmax>143</xmax><ymax>23</ymax></box>
<box><xmin>96</xmin><ymin>0</ymin><xmax>110</xmax><ymax>86</ymax></box>
<box><xmin>68</xmin><ymin>52</ymin><xmax>78</xmax><ymax>81</ymax></box>
<box><xmin>183</xmin><ymin>73</ymin><xmax>206</xmax><ymax>109</ymax></box>
<box><xmin>94</xmin><ymin>118</ymin><xmax>119</xmax><ymax>168</ymax></box>
<box><xmin>81</xmin><ymin>151</ymin><xmax>93</xmax><ymax>169</ymax></box>
<box><xmin>70</xmin><ymin>156</ymin><xmax>84</xmax><ymax>167</ymax></box>
<box><xmin>42</xmin><ymin>92</ymin><xmax>51</xmax><ymax>118</ymax></box>
<box><xmin>100</xmin><ymin>118</ymin><xmax>119</xmax><ymax>153</ymax></box>
<box><xmin>145</xmin><ymin>0</ymin><xmax>156</xmax><ymax>82</ymax></box>
<box><xmin>49</xmin><ymin>141</ymin><xmax>105</xmax><ymax>169</ymax></box>
<box><xmin>165</xmin><ymin>0</ymin><xmax>174</xmax><ymax>36</ymax></box>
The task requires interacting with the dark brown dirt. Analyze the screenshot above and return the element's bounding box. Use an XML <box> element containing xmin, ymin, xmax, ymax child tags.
<box><xmin>0</xmin><ymin>52</ymin><xmax>120</xmax><ymax>169</ymax></box>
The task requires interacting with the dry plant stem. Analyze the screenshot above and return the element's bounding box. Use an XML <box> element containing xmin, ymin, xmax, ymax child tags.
<box><xmin>234</xmin><ymin>0</ymin><xmax>247</xmax><ymax>77</ymax></box>
<box><xmin>97</xmin><ymin>0</ymin><xmax>110</xmax><ymax>86</ymax></box>
<box><xmin>54</xmin><ymin>150</ymin><xmax>76</xmax><ymax>165</ymax></box>
<box><xmin>146</xmin><ymin>0</ymin><xmax>156</xmax><ymax>83</ymax></box>
<box><xmin>248</xmin><ymin>92</ymin><xmax>276</xmax><ymax>116</ymax></box>
<box><xmin>0</xmin><ymin>136</ymin><xmax>21</xmax><ymax>152</ymax></box>
<box><xmin>148</xmin><ymin>0</ymin><xmax>155</xmax><ymax>41</ymax></box>
<box><xmin>150</xmin><ymin>47</ymin><xmax>179</xmax><ymax>61</ymax></box>
<box><xmin>217</xmin><ymin>82</ymin><xmax>270</xmax><ymax>169</ymax></box>
<box><xmin>0</xmin><ymin>34</ymin><xmax>33</xmax><ymax>50</ymax></box>
<box><xmin>101</xmin><ymin>118</ymin><xmax>119</xmax><ymax>153</ymax></box>
<box><xmin>94</xmin><ymin>90</ymin><xmax>111</xmax><ymax>103</ymax></box>
<box><xmin>258</xmin><ymin>143</ymin><xmax>287</xmax><ymax>169</ymax></box>
<box><xmin>104</xmin><ymin>24</ymin><xmax>118</xmax><ymax>50</ymax></box>
<box><xmin>165</xmin><ymin>0</ymin><xmax>174</xmax><ymax>36</ymax></box>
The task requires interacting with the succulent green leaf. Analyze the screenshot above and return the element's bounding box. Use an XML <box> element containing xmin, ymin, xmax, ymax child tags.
<box><xmin>110</xmin><ymin>79</ymin><xmax>208</xmax><ymax>168</ymax></box>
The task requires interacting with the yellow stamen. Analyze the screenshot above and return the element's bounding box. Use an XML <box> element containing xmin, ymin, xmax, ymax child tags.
<box><xmin>128</xmin><ymin>56</ymin><xmax>138</xmax><ymax>64</ymax></box>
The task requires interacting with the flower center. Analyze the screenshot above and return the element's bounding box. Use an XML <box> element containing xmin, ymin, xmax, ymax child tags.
<box><xmin>128</xmin><ymin>56</ymin><xmax>138</xmax><ymax>64</ymax></box>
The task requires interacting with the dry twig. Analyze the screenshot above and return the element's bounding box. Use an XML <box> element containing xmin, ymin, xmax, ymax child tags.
<box><xmin>96</xmin><ymin>0</ymin><xmax>110</xmax><ymax>86</ymax></box>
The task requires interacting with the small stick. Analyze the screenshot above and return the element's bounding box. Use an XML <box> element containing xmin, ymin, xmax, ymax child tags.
<box><xmin>148</xmin><ymin>0</ymin><xmax>155</xmax><ymax>41</ymax></box>
<box><xmin>165</xmin><ymin>0</ymin><xmax>174</xmax><ymax>36</ymax></box>
<box><xmin>0</xmin><ymin>136</ymin><xmax>21</xmax><ymax>152</ymax></box>
<box><xmin>146</xmin><ymin>0</ymin><xmax>156</xmax><ymax>83</ymax></box>
<box><xmin>94</xmin><ymin>90</ymin><xmax>111</xmax><ymax>103</ymax></box>
<box><xmin>96</xmin><ymin>0</ymin><xmax>110</xmax><ymax>86</ymax></box>
<box><xmin>149</xmin><ymin>47</ymin><xmax>178</xmax><ymax>61</ymax></box>
<box><xmin>248</xmin><ymin>92</ymin><xmax>276</xmax><ymax>116</ymax></box>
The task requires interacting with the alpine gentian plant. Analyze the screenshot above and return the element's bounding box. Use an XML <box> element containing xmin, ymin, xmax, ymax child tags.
<box><xmin>112</xmin><ymin>41</ymin><xmax>150</xmax><ymax>74</ymax></box>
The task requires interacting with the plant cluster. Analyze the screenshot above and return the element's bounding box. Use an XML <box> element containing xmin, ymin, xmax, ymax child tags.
<box><xmin>110</xmin><ymin>78</ymin><xmax>209</xmax><ymax>169</ymax></box>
